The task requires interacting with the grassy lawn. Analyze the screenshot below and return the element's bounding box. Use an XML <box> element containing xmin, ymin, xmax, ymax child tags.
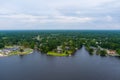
<box><xmin>22</xmin><ymin>49</ymin><xmax>33</xmax><ymax>55</ymax></box>
<box><xmin>47</xmin><ymin>51</ymin><xmax>68</xmax><ymax>56</ymax></box>
<box><xmin>5</xmin><ymin>46</ymin><xmax>14</xmax><ymax>48</ymax></box>
<box><xmin>9</xmin><ymin>49</ymin><xmax>33</xmax><ymax>56</ymax></box>
<box><xmin>67</xmin><ymin>50</ymin><xmax>73</xmax><ymax>54</ymax></box>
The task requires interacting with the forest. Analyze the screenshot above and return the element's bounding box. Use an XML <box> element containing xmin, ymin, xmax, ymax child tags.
<box><xmin>0</xmin><ymin>30</ymin><xmax>120</xmax><ymax>56</ymax></box>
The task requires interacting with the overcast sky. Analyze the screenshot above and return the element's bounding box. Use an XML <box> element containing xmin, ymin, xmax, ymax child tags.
<box><xmin>0</xmin><ymin>0</ymin><xmax>120</xmax><ymax>30</ymax></box>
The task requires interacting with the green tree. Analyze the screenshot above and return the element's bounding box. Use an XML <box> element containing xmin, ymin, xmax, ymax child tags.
<box><xmin>116</xmin><ymin>49</ymin><xmax>120</xmax><ymax>55</ymax></box>
<box><xmin>0</xmin><ymin>43</ymin><xmax>4</xmax><ymax>49</ymax></box>
<box><xmin>100</xmin><ymin>50</ymin><xmax>107</xmax><ymax>56</ymax></box>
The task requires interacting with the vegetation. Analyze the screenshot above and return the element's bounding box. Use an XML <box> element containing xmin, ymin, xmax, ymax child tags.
<box><xmin>8</xmin><ymin>48</ymin><xmax>33</xmax><ymax>56</ymax></box>
<box><xmin>116</xmin><ymin>49</ymin><xmax>120</xmax><ymax>55</ymax></box>
<box><xmin>99</xmin><ymin>50</ymin><xmax>107</xmax><ymax>56</ymax></box>
<box><xmin>0</xmin><ymin>43</ymin><xmax>4</xmax><ymax>49</ymax></box>
<box><xmin>86</xmin><ymin>47</ymin><xmax>94</xmax><ymax>55</ymax></box>
<box><xmin>47</xmin><ymin>50</ymin><xmax>73</xmax><ymax>56</ymax></box>
<box><xmin>47</xmin><ymin>52</ymin><xmax>68</xmax><ymax>56</ymax></box>
<box><xmin>0</xmin><ymin>30</ymin><xmax>120</xmax><ymax>56</ymax></box>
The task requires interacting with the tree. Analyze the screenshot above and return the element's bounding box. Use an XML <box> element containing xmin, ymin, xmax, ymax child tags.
<box><xmin>20</xmin><ymin>48</ymin><xmax>24</xmax><ymax>52</ymax></box>
<box><xmin>0</xmin><ymin>43</ymin><xmax>4</xmax><ymax>49</ymax></box>
<box><xmin>100</xmin><ymin>50</ymin><xmax>107</xmax><ymax>56</ymax></box>
<box><xmin>116</xmin><ymin>49</ymin><xmax>120</xmax><ymax>55</ymax></box>
<box><xmin>30</xmin><ymin>41</ymin><xmax>35</xmax><ymax>49</ymax></box>
<box><xmin>86</xmin><ymin>47</ymin><xmax>94</xmax><ymax>55</ymax></box>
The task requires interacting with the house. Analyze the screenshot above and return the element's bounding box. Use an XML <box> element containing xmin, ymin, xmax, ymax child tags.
<box><xmin>57</xmin><ymin>46</ymin><xmax>62</xmax><ymax>53</ymax></box>
<box><xmin>107</xmin><ymin>50</ymin><xmax>116</xmax><ymax>54</ymax></box>
<box><xmin>2</xmin><ymin>49</ymin><xmax>11</xmax><ymax>55</ymax></box>
<box><xmin>0</xmin><ymin>50</ymin><xmax>2</xmax><ymax>53</ymax></box>
<box><xmin>0</xmin><ymin>46</ymin><xmax>20</xmax><ymax>55</ymax></box>
<box><xmin>90</xmin><ymin>46</ymin><xmax>97</xmax><ymax>50</ymax></box>
<box><xmin>65</xmin><ymin>46</ymin><xmax>70</xmax><ymax>50</ymax></box>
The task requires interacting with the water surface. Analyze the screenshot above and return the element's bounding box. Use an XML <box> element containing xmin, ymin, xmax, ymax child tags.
<box><xmin>0</xmin><ymin>46</ymin><xmax>120</xmax><ymax>80</ymax></box>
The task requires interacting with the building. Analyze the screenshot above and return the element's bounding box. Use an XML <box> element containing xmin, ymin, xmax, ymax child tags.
<box><xmin>107</xmin><ymin>50</ymin><xmax>116</xmax><ymax>54</ymax></box>
<box><xmin>65</xmin><ymin>46</ymin><xmax>70</xmax><ymax>50</ymax></box>
<box><xmin>57</xmin><ymin>46</ymin><xmax>62</xmax><ymax>53</ymax></box>
<box><xmin>0</xmin><ymin>46</ymin><xmax>19</xmax><ymax>55</ymax></box>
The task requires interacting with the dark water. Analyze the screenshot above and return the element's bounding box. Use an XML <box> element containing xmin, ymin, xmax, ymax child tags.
<box><xmin>0</xmin><ymin>46</ymin><xmax>120</xmax><ymax>80</ymax></box>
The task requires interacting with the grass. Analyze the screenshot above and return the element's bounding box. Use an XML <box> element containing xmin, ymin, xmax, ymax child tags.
<box><xmin>21</xmin><ymin>49</ymin><xmax>33</xmax><ymax>55</ymax></box>
<box><xmin>47</xmin><ymin>51</ymin><xmax>68</xmax><ymax>56</ymax></box>
<box><xmin>67</xmin><ymin>50</ymin><xmax>73</xmax><ymax>54</ymax></box>
<box><xmin>5</xmin><ymin>46</ymin><xmax>14</xmax><ymax>48</ymax></box>
<box><xmin>9</xmin><ymin>49</ymin><xmax>33</xmax><ymax>56</ymax></box>
<box><xmin>47</xmin><ymin>50</ymin><xmax>73</xmax><ymax>57</ymax></box>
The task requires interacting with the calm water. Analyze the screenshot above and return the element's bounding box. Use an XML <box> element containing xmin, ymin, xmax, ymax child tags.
<box><xmin>0</xmin><ymin>46</ymin><xmax>120</xmax><ymax>80</ymax></box>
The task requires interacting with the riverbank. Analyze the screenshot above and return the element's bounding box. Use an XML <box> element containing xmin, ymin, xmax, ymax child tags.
<box><xmin>47</xmin><ymin>52</ymin><xmax>68</xmax><ymax>56</ymax></box>
<box><xmin>0</xmin><ymin>54</ymin><xmax>7</xmax><ymax>57</ymax></box>
<box><xmin>9</xmin><ymin>48</ymin><xmax>33</xmax><ymax>56</ymax></box>
<box><xmin>0</xmin><ymin>48</ymin><xmax>33</xmax><ymax>57</ymax></box>
<box><xmin>86</xmin><ymin>46</ymin><xmax>120</xmax><ymax>57</ymax></box>
<box><xmin>47</xmin><ymin>50</ymin><xmax>73</xmax><ymax>57</ymax></box>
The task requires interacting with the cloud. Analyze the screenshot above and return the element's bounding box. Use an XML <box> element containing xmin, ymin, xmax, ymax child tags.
<box><xmin>0</xmin><ymin>13</ymin><xmax>93</xmax><ymax>23</ymax></box>
<box><xmin>105</xmin><ymin>16</ymin><xmax>112</xmax><ymax>22</ymax></box>
<box><xmin>0</xmin><ymin>0</ymin><xmax>119</xmax><ymax>30</ymax></box>
<box><xmin>53</xmin><ymin>16</ymin><xmax>93</xmax><ymax>23</ymax></box>
<box><xmin>0</xmin><ymin>14</ymin><xmax>48</xmax><ymax>19</ymax></box>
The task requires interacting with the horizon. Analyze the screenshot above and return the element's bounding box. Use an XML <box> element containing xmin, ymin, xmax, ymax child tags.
<box><xmin>0</xmin><ymin>29</ymin><xmax>120</xmax><ymax>31</ymax></box>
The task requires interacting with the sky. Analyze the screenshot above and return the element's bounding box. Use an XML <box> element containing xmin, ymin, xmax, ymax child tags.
<box><xmin>0</xmin><ymin>0</ymin><xmax>120</xmax><ymax>30</ymax></box>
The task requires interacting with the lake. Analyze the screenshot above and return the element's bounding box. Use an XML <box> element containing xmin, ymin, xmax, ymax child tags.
<box><xmin>0</xmin><ymin>46</ymin><xmax>120</xmax><ymax>80</ymax></box>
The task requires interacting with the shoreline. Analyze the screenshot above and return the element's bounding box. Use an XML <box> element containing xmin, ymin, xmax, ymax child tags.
<box><xmin>0</xmin><ymin>48</ymin><xmax>33</xmax><ymax>57</ymax></box>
